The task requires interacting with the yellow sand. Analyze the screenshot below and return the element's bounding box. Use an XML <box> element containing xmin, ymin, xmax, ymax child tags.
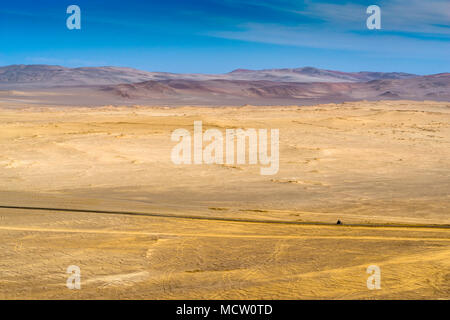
<box><xmin>0</xmin><ymin>100</ymin><xmax>449</xmax><ymax>299</ymax></box>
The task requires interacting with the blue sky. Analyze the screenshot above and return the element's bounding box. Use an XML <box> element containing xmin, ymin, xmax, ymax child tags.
<box><xmin>0</xmin><ymin>0</ymin><xmax>448</xmax><ymax>74</ymax></box>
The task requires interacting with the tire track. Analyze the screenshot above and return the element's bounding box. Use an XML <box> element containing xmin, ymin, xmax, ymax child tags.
<box><xmin>1</xmin><ymin>225</ymin><xmax>449</xmax><ymax>242</ymax></box>
<box><xmin>1</xmin><ymin>205</ymin><xmax>449</xmax><ymax>230</ymax></box>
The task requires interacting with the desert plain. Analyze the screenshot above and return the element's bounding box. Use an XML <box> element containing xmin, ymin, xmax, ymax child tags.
<box><xmin>0</xmin><ymin>100</ymin><xmax>449</xmax><ymax>299</ymax></box>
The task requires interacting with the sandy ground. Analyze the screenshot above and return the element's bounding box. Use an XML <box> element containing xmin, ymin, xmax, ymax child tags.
<box><xmin>0</xmin><ymin>100</ymin><xmax>449</xmax><ymax>299</ymax></box>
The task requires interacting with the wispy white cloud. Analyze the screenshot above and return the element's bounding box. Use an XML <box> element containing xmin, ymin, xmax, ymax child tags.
<box><xmin>210</xmin><ymin>22</ymin><xmax>449</xmax><ymax>58</ymax></box>
<box><xmin>216</xmin><ymin>0</ymin><xmax>450</xmax><ymax>34</ymax></box>
<box><xmin>299</xmin><ymin>0</ymin><xmax>450</xmax><ymax>34</ymax></box>
<box><xmin>207</xmin><ymin>0</ymin><xmax>449</xmax><ymax>58</ymax></box>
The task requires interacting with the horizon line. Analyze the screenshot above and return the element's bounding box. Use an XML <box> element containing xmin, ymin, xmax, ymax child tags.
<box><xmin>0</xmin><ymin>63</ymin><xmax>434</xmax><ymax>76</ymax></box>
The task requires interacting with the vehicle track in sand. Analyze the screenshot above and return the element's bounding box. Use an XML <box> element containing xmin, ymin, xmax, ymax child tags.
<box><xmin>1</xmin><ymin>205</ymin><xmax>449</xmax><ymax>230</ymax></box>
<box><xmin>0</xmin><ymin>225</ymin><xmax>449</xmax><ymax>242</ymax></box>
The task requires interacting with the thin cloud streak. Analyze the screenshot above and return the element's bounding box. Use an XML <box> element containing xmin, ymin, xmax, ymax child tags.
<box><xmin>210</xmin><ymin>23</ymin><xmax>449</xmax><ymax>58</ymax></box>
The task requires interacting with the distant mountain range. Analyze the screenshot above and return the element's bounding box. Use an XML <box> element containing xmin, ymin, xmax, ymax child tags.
<box><xmin>0</xmin><ymin>64</ymin><xmax>418</xmax><ymax>88</ymax></box>
<box><xmin>0</xmin><ymin>65</ymin><xmax>448</xmax><ymax>105</ymax></box>
<box><xmin>101</xmin><ymin>73</ymin><xmax>450</xmax><ymax>103</ymax></box>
